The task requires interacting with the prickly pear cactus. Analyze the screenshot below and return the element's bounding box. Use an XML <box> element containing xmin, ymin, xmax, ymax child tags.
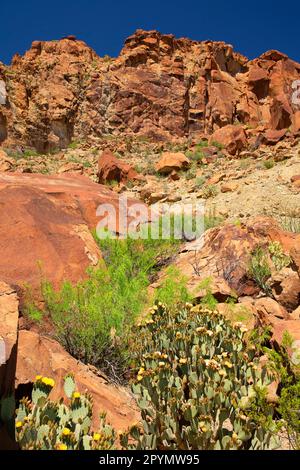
<box><xmin>122</xmin><ymin>303</ymin><xmax>279</xmax><ymax>450</ymax></box>
<box><xmin>15</xmin><ymin>375</ymin><xmax>116</xmax><ymax>450</ymax></box>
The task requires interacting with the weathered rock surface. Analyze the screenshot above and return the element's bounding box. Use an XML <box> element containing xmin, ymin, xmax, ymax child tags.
<box><xmin>155</xmin><ymin>152</ymin><xmax>190</xmax><ymax>174</ymax></box>
<box><xmin>1</xmin><ymin>30</ymin><xmax>300</xmax><ymax>150</ymax></box>
<box><xmin>169</xmin><ymin>217</ymin><xmax>297</xmax><ymax>299</ymax></box>
<box><xmin>0</xmin><ymin>172</ymin><xmax>145</xmax><ymax>299</ymax></box>
<box><xmin>209</xmin><ymin>125</ymin><xmax>247</xmax><ymax>155</ymax></box>
<box><xmin>0</xmin><ymin>282</ymin><xmax>19</xmax><ymax>449</ymax></box>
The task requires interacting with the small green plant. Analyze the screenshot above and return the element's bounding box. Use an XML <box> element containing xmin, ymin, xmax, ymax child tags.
<box><xmin>278</xmin><ymin>383</ymin><xmax>300</xmax><ymax>449</ymax></box>
<box><xmin>268</xmin><ymin>241</ymin><xmax>291</xmax><ymax>271</ymax></box>
<box><xmin>195</xmin><ymin>176</ymin><xmax>206</xmax><ymax>189</ymax></box>
<box><xmin>265</xmin><ymin>333</ymin><xmax>300</xmax><ymax>449</ymax></box>
<box><xmin>123</xmin><ymin>303</ymin><xmax>278</xmax><ymax>450</ymax></box>
<box><xmin>263</xmin><ymin>159</ymin><xmax>275</xmax><ymax>170</ymax></box>
<box><xmin>204</xmin><ymin>208</ymin><xmax>224</xmax><ymax>230</ymax></box>
<box><xmin>248</xmin><ymin>247</ymin><xmax>272</xmax><ymax>295</ymax></box>
<box><xmin>185</xmin><ymin>166</ymin><xmax>197</xmax><ymax>180</ymax></box>
<box><xmin>68</xmin><ymin>140</ymin><xmax>81</xmax><ymax>150</ymax></box>
<box><xmin>15</xmin><ymin>375</ymin><xmax>116</xmax><ymax>450</ymax></box>
<box><xmin>278</xmin><ymin>209</ymin><xmax>300</xmax><ymax>234</ymax></box>
<box><xmin>186</xmin><ymin>140</ymin><xmax>208</xmax><ymax>164</ymax></box>
<box><xmin>154</xmin><ymin>266</ymin><xmax>191</xmax><ymax>309</ymax></box>
<box><xmin>202</xmin><ymin>184</ymin><xmax>218</xmax><ymax>199</ymax></box>
<box><xmin>211</xmin><ymin>140</ymin><xmax>224</xmax><ymax>150</ymax></box>
<box><xmin>23</xmin><ymin>149</ymin><xmax>41</xmax><ymax>158</ymax></box>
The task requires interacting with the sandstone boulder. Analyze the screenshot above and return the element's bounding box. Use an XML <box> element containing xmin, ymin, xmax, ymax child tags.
<box><xmin>209</xmin><ymin>125</ymin><xmax>247</xmax><ymax>155</ymax></box>
<box><xmin>156</xmin><ymin>217</ymin><xmax>297</xmax><ymax>300</ymax></box>
<box><xmin>0</xmin><ymin>173</ymin><xmax>146</xmax><ymax>300</ymax></box>
<box><xmin>0</xmin><ymin>149</ymin><xmax>13</xmax><ymax>172</ymax></box>
<box><xmin>97</xmin><ymin>150</ymin><xmax>141</xmax><ymax>184</ymax></box>
<box><xmin>155</xmin><ymin>152</ymin><xmax>190</xmax><ymax>174</ymax></box>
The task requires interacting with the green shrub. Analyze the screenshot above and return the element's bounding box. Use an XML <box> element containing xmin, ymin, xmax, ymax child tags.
<box><xmin>202</xmin><ymin>184</ymin><xmax>218</xmax><ymax>199</ymax></box>
<box><xmin>248</xmin><ymin>247</ymin><xmax>272</xmax><ymax>295</ymax></box>
<box><xmin>278</xmin><ymin>211</ymin><xmax>300</xmax><ymax>234</ymax></box>
<box><xmin>195</xmin><ymin>176</ymin><xmax>206</xmax><ymax>189</ymax></box>
<box><xmin>15</xmin><ymin>375</ymin><xmax>116</xmax><ymax>450</ymax></box>
<box><xmin>204</xmin><ymin>209</ymin><xmax>224</xmax><ymax>230</ymax></box>
<box><xmin>268</xmin><ymin>241</ymin><xmax>291</xmax><ymax>271</ymax></box>
<box><xmin>210</xmin><ymin>140</ymin><xmax>224</xmax><ymax>150</ymax></box>
<box><xmin>263</xmin><ymin>159</ymin><xmax>275</xmax><ymax>170</ymax></box>
<box><xmin>278</xmin><ymin>383</ymin><xmax>300</xmax><ymax>449</ymax></box>
<box><xmin>154</xmin><ymin>266</ymin><xmax>192</xmax><ymax>309</ymax></box>
<box><xmin>123</xmin><ymin>303</ymin><xmax>277</xmax><ymax>450</ymax></box>
<box><xmin>30</xmin><ymin>231</ymin><xmax>181</xmax><ymax>381</ymax></box>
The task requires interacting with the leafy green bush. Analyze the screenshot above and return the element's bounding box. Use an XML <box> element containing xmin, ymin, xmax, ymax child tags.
<box><xmin>278</xmin><ymin>382</ymin><xmax>300</xmax><ymax>449</ymax></box>
<box><xmin>154</xmin><ymin>266</ymin><xmax>192</xmax><ymax>309</ymax></box>
<box><xmin>202</xmin><ymin>184</ymin><xmax>218</xmax><ymax>199</ymax></box>
<box><xmin>124</xmin><ymin>303</ymin><xmax>277</xmax><ymax>450</ymax></box>
<box><xmin>248</xmin><ymin>247</ymin><xmax>271</xmax><ymax>295</ymax></box>
<box><xmin>263</xmin><ymin>159</ymin><xmax>275</xmax><ymax>170</ymax></box>
<box><xmin>268</xmin><ymin>241</ymin><xmax>291</xmax><ymax>271</ymax></box>
<box><xmin>31</xmin><ymin>231</ymin><xmax>181</xmax><ymax>381</ymax></box>
<box><xmin>16</xmin><ymin>375</ymin><xmax>116</xmax><ymax>450</ymax></box>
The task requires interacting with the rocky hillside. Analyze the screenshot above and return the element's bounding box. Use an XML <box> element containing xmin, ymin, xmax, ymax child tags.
<box><xmin>0</xmin><ymin>29</ymin><xmax>300</xmax><ymax>151</ymax></box>
<box><xmin>1</xmin><ymin>30</ymin><xmax>300</xmax><ymax>451</ymax></box>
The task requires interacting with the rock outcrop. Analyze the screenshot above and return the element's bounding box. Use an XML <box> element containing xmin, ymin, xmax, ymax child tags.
<box><xmin>1</xmin><ymin>30</ymin><xmax>300</xmax><ymax>151</ymax></box>
<box><xmin>0</xmin><ymin>283</ymin><xmax>19</xmax><ymax>449</ymax></box>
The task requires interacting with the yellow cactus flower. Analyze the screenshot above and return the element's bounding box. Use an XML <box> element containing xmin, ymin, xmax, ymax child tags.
<box><xmin>35</xmin><ymin>375</ymin><xmax>42</xmax><ymax>381</ymax></box>
<box><xmin>16</xmin><ymin>421</ymin><xmax>23</xmax><ymax>429</ymax></box>
<box><xmin>176</xmin><ymin>332</ymin><xmax>182</xmax><ymax>339</ymax></box>
<box><xmin>42</xmin><ymin>377</ymin><xmax>55</xmax><ymax>388</ymax></box>
<box><xmin>179</xmin><ymin>358</ymin><xmax>187</xmax><ymax>365</ymax></box>
<box><xmin>93</xmin><ymin>433</ymin><xmax>101</xmax><ymax>441</ymax></box>
<box><xmin>62</xmin><ymin>428</ymin><xmax>71</xmax><ymax>436</ymax></box>
<box><xmin>138</xmin><ymin>367</ymin><xmax>145</xmax><ymax>374</ymax></box>
<box><xmin>73</xmin><ymin>391</ymin><xmax>81</xmax><ymax>399</ymax></box>
<box><xmin>58</xmin><ymin>444</ymin><xmax>68</xmax><ymax>450</ymax></box>
<box><xmin>224</xmin><ymin>361</ymin><xmax>233</xmax><ymax>369</ymax></box>
<box><xmin>137</xmin><ymin>375</ymin><xmax>143</xmax><ymax>382</ymax></box>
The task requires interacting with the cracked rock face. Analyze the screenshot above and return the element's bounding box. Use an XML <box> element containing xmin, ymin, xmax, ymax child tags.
<box><xmin>0</xmin><ymin>30</ymin><xmax>300</xmax><ymax>151</ymax></box>
<box><xmin>0</xmin><ymin>80</ymin><xmax>7</xmax><ymax>105</ymax></box>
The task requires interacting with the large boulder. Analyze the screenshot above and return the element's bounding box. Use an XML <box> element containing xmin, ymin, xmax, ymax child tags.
<box><xmin>209</xmin><ymin>125</ymin><xmax>247</xmax><ymax>155</ymax></box>
<box><xmin>155</xmin><ymin>152</ymin><xmax>190</xmax><ymax>174</ymax></box>
<box><xmin>157</xmin><ymin>217</ymin><xmax>297</xmax><ymax>301</ymax></box>
<box><xmin>0</xmin><ymin>173</ymin><xmax>146</xmax><ymax>300</ymax></box>
<box><xmin>97</xmin><ymin>150</ymin><xmax>141</xmax><ymax>184</ymax></box>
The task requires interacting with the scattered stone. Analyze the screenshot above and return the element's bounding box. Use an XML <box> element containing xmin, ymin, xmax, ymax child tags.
<box><xmin>97</xmin><ymin>150</ymin><xmax>142</xmax><ymax>184</ymax></box>
<box><xmin>155</xmin><ymin>152</ymin><xmax>190</xmax><ymax>174</ymax></box>
<box><xmin>221</xmin><ymin>182</ymin><xmax>239</xmax><ymax>193</ymax></box>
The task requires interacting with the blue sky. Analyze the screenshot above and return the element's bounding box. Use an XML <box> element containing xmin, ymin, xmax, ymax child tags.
<box><xmin>1</xmin><ymin>0</ymin><xmax>299</xmax><ymax>64</ymax></box>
